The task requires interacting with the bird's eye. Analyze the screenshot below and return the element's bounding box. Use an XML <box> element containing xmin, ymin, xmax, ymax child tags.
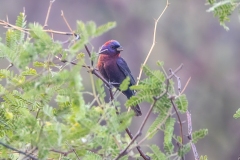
<box><xmin>111</xmin><ymin>46</ymin><xmax>115</xmax><ymax>49</ymax></box>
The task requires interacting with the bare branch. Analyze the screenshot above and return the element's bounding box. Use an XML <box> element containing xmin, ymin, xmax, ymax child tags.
<box><xmin>187</xmin><ymin>111</ymin><xmax>200</xmax><ymax>160</ymax></box>
<box><xmin>136</xmin><ymin>0</ymin><xmax>170</xmax><ymax>85</ymax></box>
<box><xmin>50</xmin><ymin>148</ymin><xmax>74</xmax><ymax>156</ymax></box>
<box><xmin>180</xmin><ymin>77</ymin><xmax>191</xmax><ymax>94</ymax></box>
<box><xmin>61</xmin><ymin>10</ymin><xmax>75</xmax><ymax>38</ymax></box>
<box><xmin>170</xmin><ymin>97</ymin><xmax>183</xmax><ymax>145</ymax></box>
<box><xmin>0</xmin><ymin>141</ymin><xmax>38</xmax><ymax>160</ymax></box>
<box><xmin>6</xmin><ymin>63</ymin><xmax>13</xmax><ymax>70</ymax></box>
<box><xmin>0</xmin><ymin>19</ymin><xmax>74</xmax><ymax>35</ymax></box>
<box><xmin>43</xmin><ymin>0</ymin><xmax>55</xmax><ymax>28</ymax></box>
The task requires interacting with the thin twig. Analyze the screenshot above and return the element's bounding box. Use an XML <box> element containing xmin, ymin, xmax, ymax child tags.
<box><xmin>66</xmin><ymin>143</ymin><xmax>81</xmax><ymax>160</ymax></box>
<box><xmin>170</xmin><ymin>97</ymin><xmax>183</xmax><ymax>145</ymax></box>
<box><xmin>187</xmin><ymin>111</ymin><xmax>200</xmax><ymax>160</ymax></box>
<box><xmin>0</xmin><ymin>19</ymin><xmax>73</xmax><ymax>35</ymax></box>
<box><xmin>0</xmin><ymin>141</ymin><xmax>38</xmax><ymax>160</ymax></box>
<box><xmin>61</xmin><ymin>10</ymin><xmax>74</xmax><ymax>36</ymax></box>
<box><xmin>50</xmin><ymin>149</ymin><xmax>74</xmax><ymax>156</ymax></box>
<box><xmin>136</xmin><ymin>0</ymin><xmax>170</xmax><ymax>85</ymax></box>
<box><xmin>180</xmin><ymin>77</ymin><xmax>191</xmax><ymax>95</ymax></box>
<box><xmin>85</xmin><ymin>45</ymin><xmax>94</xmax><ymax>66</ymax></box>
<box><xmin>6</xmin><ymin>63</ymin><xmax>13</xmax><ymax>70</ymax></box>
<box><xmin>44</xmin><ymin>0</ymin><xmax>55</xmax><ymax>28</ymax></box>
<box><xmin>22</xmin><ymin>147</ymin><xmax>38</xmax><ymax>160</ymax></box>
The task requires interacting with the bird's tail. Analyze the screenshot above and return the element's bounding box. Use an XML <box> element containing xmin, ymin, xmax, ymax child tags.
<box><xmin>131</xmin><ymin>104</ymin><xmax>142</xmax><ymax>116</ymax></box>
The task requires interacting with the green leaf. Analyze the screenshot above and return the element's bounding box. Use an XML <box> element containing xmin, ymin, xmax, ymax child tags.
<box><xmin>70</xmin><ymin>38</ymin><xmax>87</xmax><ymax>53</ymax></box>
<box><xmin>15</xmin><ymin>12</ymin><xmax>26</xmax><ymax>43</ymax></box>
<box><xmin>117</xmin><ymin>111</ymin><xmax>134</xmax><ymax>132</ymax></box>
<box><xmin>192</xmin><ymin>129</ymin><xmax>208</xmax><ymax>143</ymax></box>
<box><xmin>233</xmin><ymin>108</ymin><xmax>240</xmax><ymax>119</ymax></box>
<box><xmin>147</xmin><ymin>113</ymin><xmax>168</xmax><ymax>139</ymax></box>
<box><xmin>178</xmin><ymin>143</ymin><xmax>191</xmax><ymax>157</ymax></box>
<box><xmin>21</xmin><ymin>67</ymin><xmax>37</xmax><ymax>76</ymax></box>
<box><xmin>156</xmin><ymin>61</ymin><xmax>164</xmax><ymax>67</ymax></box>
<box><xmin>142</xmin><ymin>65</ymin><xmax>165</xmax><ymax>83</ymax></box>
<box><xmin>207</xmin><ymin>0</ymin><xmax>237</xmax><ymax>30</ymax></box>
<box><xmin>86</xmin><ymin>21</ymin><xmax>97</xmax><ymax>36</ymax></box>
<box><xmin>95</xmin><ymin>22</ymin><xmax>116</xmax><ymax>37</ymax></box>
<box><xmin>95</xmin><ymin>79</ymin><xmax>106</xmax><ymax>103</ymax></box>
<box><xmin>33</xmin><ymin>61</ymin><xmax>45</xmax><ymax>67</ymax></box>
<box><xmin>200</xmin><ymin>155</ymin><xmax>208</xmax><ymax>160</ymax></box>
<box><xmin>175</xmin><ymin>94</ymin><xmax>188</xmax><ymax>113</ymax></box>
<box><xmin>119</xmin><ymin>77</ymin><xmax>130</xmax><ymax>91</ymax></box>
<box><xmin>163</xmin><ymin>117</ymin><xmax>175</xmax><ymax>154</ymax></box>
<box><xmin>150</xmin><ymin>145</ymin><xmax>166</xmax><ymax>160</ymax></box>
<box><xmin>76</xmin><ymin>21</ymin><xmax>88</xmax><ymax>40</ymax></box>
<box><xmin>6</xmin><ymin>29</ymin><xmax>15</xmax><ymax>48</ymax></box>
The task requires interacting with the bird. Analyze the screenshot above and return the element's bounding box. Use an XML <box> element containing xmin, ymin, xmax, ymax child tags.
<box><xmin>97</xmin><ymin>40</ymin><xmax>142</xmax><ymax>116</ymax></box>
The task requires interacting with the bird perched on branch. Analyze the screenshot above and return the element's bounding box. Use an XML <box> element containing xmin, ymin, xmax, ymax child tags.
<box><xmin>97</xmin><ymin>40</ymin><xmax>142</xmax><ymax>116</ymax></box>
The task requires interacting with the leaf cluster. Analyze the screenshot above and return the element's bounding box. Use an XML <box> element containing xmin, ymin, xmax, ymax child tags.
<box><xmin>206</xmin><ymin>0</ymin><xmax>239</xmax><ymax>30</ymax></box>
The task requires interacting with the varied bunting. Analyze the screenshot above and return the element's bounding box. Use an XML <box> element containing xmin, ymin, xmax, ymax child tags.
<box><xmin>97</xmin><ymin>40</ymin><xmax>142</xmax><ymax>116</ymax></box>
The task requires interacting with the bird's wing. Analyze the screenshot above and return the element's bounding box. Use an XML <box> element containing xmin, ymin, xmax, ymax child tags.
<box><xmin>116</xmin><ymin>57</ymin><xmax>136</xmax><ymax>85</ymax></box>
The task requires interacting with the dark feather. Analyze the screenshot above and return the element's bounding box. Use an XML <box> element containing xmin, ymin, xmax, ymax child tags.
<box><xmin>116</xmin><ymin>57</ymin><xmax>136</xmax><ymax>85</ymax></box>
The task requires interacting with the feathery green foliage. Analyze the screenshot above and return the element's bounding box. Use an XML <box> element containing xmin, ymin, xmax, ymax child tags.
<box><xmin>119</xmin><ymin>77</ymin><xmax>130</xmax><ymax>91</ymax></box>
<box><xmin>233</xmin><ymin>108</ymin><xmax>240</xmax><ymax>119</ymax></box>
<box><xmin>192</xmin><ymin>129</ymin><xmax>208</xmax><ymax>143</ymax></box>
<box><xmin>164</xmin><ymin>117</ymin><xmax>175</xmax><ymax>154</ymax></box>
<box><xmin>206</xmin><ymin>0</ymin><xmax>238</xmax><ymax>30</ymax></box>
<box><xmin>149</xmin><ymin>145</ymin><xmax>166</xmax><ymax>160</ymax></box>
<box><xmin>175</xmin><ymin>94</ymin><xmax>188</xmax><ymax>113</ymax></box>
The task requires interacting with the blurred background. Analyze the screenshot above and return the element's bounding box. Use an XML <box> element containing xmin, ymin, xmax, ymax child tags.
<box><xmin>0</xmin><ymin>0</ymin><xmax>240</xmax><ymax>159</ymax></box>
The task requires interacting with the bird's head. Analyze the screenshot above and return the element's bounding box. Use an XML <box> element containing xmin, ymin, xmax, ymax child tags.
<box><xmin>99</xmin><ymin>40</ymin><xmax>123</xmax><ymax>56</ymax></box>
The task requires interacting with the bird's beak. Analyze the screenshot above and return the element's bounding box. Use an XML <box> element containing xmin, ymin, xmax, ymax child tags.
<box><xmin>116</xmin><ymin>46</ymin><xmax>123</xmax><ymax>52</ymax></box>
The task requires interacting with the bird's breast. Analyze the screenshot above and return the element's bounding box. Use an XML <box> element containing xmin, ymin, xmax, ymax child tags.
<box><xmin>97</xmin><ymin>56</ymin><xmax>125</xmax><ymax>87</ymax></box>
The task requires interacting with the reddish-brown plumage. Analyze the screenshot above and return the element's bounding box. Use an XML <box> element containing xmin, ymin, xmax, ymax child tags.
<box><xmin>97</xmin><ymin>40</ymin><xmax>142</xmax><ymax>116</ymax></box>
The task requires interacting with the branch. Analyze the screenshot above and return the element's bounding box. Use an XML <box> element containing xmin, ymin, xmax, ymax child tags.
<box><xmin>0</xmin><ymin>141</ymin><xmax>38</xmax><ymax>160</ymax></box>
<box><xmin>170</xmin><ymin>97</ymin><xmax>183</xmax><ymax>145</ymax></box>
<box><xmin>6</xmin><ymin>63</ymin><xmax>13</xmax><ymax>70</ymax></box>
<box><xmin>187</xmin><ymin>111</ymin><xmax>200</xmax><ymax>160</ymax></box>
<box><xmin>0</xmin><ymin>19</ymin><xmax>75</xmax><ymax>36</ymax></box>
<box><xmin>50</xmin><ymin>149</ymin><xmax>74</xmax><ymax>156</ymax></box>
<box><xmin>136</xmin><ymin>0</ymin><xmax>170</xmax><ymax>85</ymax></box>
<box><xmin>43</xmin><ymin>0</ymin><xmax>55</xmax><ymax>28</ymax></box>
